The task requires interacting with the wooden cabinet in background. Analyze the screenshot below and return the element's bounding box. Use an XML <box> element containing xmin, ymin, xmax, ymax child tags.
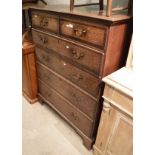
<box><xmin>93</xmin><ymin>67</ymin><xmax>133</xmax><ymax>155</ymax></box>
<box><xmin>22</xmin><ymin>41</ymin><xmax>38</xmax><ymax>103</ymax></box>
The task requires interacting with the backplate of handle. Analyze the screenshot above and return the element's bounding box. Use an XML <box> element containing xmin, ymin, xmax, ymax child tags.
<box><xmin>71</xmin><ymin>92</ymin><xmax>81</xmax><ymax>102</ymax></box>
<box><xmin>39</xmin><ymin>35</ymin><xmax>48</xmax><ymax>44</ymax></box>
<box><xmin>65</xmin><ymin>45</ymin><xmax>84</xmax><ymax>59</ymax></box>
<box><xmin>70</xmin><ymin>112</ymin><xmax>79</xmax><ymax>121</ymax></box>
<box><xmin>42</xmin><ymin>54</ymin><xmax>49</xmax><ymax>62</ymax></box>
<box><xmin>40</xmin><ymin>17</ymin><xmax>49</xmax><ymax>27</ymax></box>
<box><xmin>71</xmin><ymin>73</ymin><xmax>83</xmax><ymax>81</ymax></box>
<box><xmin>65</xmin><ymin>23</ymin><xmax>87</xmax><ymax>37</ymax></box>
<box><xmin>73</xmin><ymin>27</ymin><xmax>87</xmax><ymax>37</ymax></box>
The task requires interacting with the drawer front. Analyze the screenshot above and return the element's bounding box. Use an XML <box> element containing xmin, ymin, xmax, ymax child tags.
<box><xmin>38</xmin><ymin>80</ymin><xmax>93</xmax><ymax>137</ymax></box>
<box><xmin>37</xmin><ymin>63</ymin><xmax>97</xmax><ymax>119</ymax></box>
<box><xmin>60</xmin><ymin>19</ymin><xmax>107</xmax><ymax>49</ymax></box>
<box><xmin>32</xmin><ymin>29</ymin><xmax>102</xmax><ymax>75</ymax></box>
<box><xmin>32</xmin><ymin>30</ymin><xmax>58</xmax><ymax>52</ymax></box>
<box><xmin>31</xmin><ymin>11</ymin><xmax>59</xmax><ymax>33</ymax></box>
<box><xmin>59</xmin><ymin>39</ymin><xmax>102</xmax><ymax>75</ymax></box>
<box><xmin>35</xmin><ymin>47</ymin><xmax>100</xmax><ymax>98</ymax></box>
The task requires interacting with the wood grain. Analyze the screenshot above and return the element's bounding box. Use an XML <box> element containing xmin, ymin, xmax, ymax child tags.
<box><xmin>38</xmin><ymin>80</ymin><xmax>94</xmax><ymax>137</ymax></box>
<box><xmin>36</xmin><ymin>62</ymin><xmax>97</xmax><ymax>119</ymax></box>
<box><xmin>94</xmin><ymin>68</ymin><xmax>133</xmax><ymax>155</ymax></box>
<box><xmin>31</xmin><ymin>10</ymin><xmax>59</xmax><ymax>34</ymax></box>
<box><xmin>35</xmin><ymin>47</ymin><xmax>100</xmax><ymax>98</ymax></box>
<box><xmin>22</xmin><ymin>42</ymin><xmax>38</xmax><ymax>103</ymax></box>
<box><xmin>29</xmin><ymin>8</ymin><xmax>132</xmax><ymax>149</ymax></box>
<box><xmin>60</xmin><ymin>19</ymin><xmax>107</xmax><ymax>49</ymax></box>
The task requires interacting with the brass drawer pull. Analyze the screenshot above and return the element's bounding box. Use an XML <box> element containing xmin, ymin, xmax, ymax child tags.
<box><xmin>65</xmin><ymin>46</ymin><xmax>84</xmax><ymax>60</ymax></box>
<box><xmin>73</xmin><ymin>27</ymin><xmax>87</xmax><ymax>37</ymax></box>
<box><xmin>40</xmin><ymin>17</ymin><xmax>49</xmax><ymax>27</ymax></box>
<box><xmin>71</xmin><ymin>93</ymin><xmax>81</xmax><ymax>102</ymax></box>
<box><xmin>39</xmin><ymin>35</ymin><xmax>48</xmax><ymax>44</ymax></box>
<box><xmin>65</xmin><ymin>23</ymin><xmax>87</xmax><ymax>37</ymax></box>
<box><xmin>71</xmin><ymin>73</ymin><xmax>83</xmax><ymax>81</ymax></box>
<box><xmin>72</xmin><ymin>50</ymin><xmax>84</xmax><ymax>59</ymax></box>
<box><xmin>70</xmin><ymin>112</ymin><xmax>79</xmax><ymax>121</ymax></box>
<box><xmin>42</xmin><ymin>55</ymin><xmax>49</xmax><ymax>62</ymax></box>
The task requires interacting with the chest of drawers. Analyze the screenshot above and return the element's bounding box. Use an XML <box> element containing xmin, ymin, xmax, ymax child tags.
<box><xmin>28</xmin><ymin>5</ymin><xmax>132</xmax><ymax>150</ymax></box>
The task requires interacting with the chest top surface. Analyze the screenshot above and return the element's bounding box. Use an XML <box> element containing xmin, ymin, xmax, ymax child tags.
<box><xmin>103</xmin><ymin>67</ymin><xmax>133</xmax><ymax>98</ymax></box>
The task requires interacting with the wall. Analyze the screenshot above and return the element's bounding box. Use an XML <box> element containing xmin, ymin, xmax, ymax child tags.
<box><xmin>45</xmin><ymin>0</ymin><xmax>128</xmax><ymax>6</ymax></box>
<box><xmin>45</xmin><ymin>0</ymin><xmax>97</xmax><ymax>5</ymax></box>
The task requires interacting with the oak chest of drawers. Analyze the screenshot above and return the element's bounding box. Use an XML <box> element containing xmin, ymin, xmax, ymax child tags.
<box><xmin>29</xmin><ymin>4</ymin><xmax>132</xmax><ymax>149</ymax></box>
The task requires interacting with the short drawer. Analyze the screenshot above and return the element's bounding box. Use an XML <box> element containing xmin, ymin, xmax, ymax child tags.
<box><xmin>31</xmin><ymin>11</ymin><xmax>59</xmax><ymax>33</ymax></box>
<box><xmin>60</xmin><ymin>19</ymin><xmax>107</xmax><ymax>49</ymax></box>
<box><xmin>37</xmin><ymin>62</ymin><xmax>97</xmax><ymax>119</ymax></box>
<box><xmin>38</xmin><ymin>80</ymin><xmax>93</xmax><ymax>137</ymax></box>
<box><xmin>35</xmin><ymin>47</ymin><xmax>100</xmax><ymax>98</ymax></box>
<box><xmin>32</xmin><ymin>30</ymin><xmax>58</xmax><ymax>52</ymax></box>
<box><xmin>59</xmin><ymin>39</ymin><xmax>103</xmax><ymax>75</ymax></box>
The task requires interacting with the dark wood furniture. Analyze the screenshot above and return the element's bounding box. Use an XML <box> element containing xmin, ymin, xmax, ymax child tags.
<box><xmin>22</xmin><ymin>32</ymin><xmax>38</xmax><ymax>103</ymax></box>
<box><xmin>26</xmin><ymin>4</ymin><xmax>132</xmax><ymax>149</ymax></box>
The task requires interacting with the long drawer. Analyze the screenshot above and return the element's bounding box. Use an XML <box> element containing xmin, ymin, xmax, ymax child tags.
<box><xmin>35</xmin><ymin>47</ymin><xmax>100</xmax><ymax>98</ymax></box>
<box><xmin>59</xmin><ymin>39</ymin><xmax>103</xmax><ymax>75</ymax></box>
<box><xmin>32</xmin><ymin>30</ymin><xmax>103</xmax><ymax>75</ymax></box>
<box><xmin>31</xmin><ymin>11</ymin><xmax>59</xmax><ymax>34</ymax></box>
<box><xmin>38</xmin><ymin>80</ymin><xmax>93</xmax><ymax>137</ymax></box>
<box><xmin>60</xmin><ymin>19</ymin><xmax>107</xmax><ymax>49</ymax></box>
<box><xmin>37</xmin><ymin>62</ymin><xmax>97</xmax><ymax>119</ymax></box>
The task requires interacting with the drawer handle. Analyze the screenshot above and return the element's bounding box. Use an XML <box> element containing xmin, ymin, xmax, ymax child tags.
<box><xmin>39</xmin><ymin>36</ymin><xmax>48</xmax><ymax>44</ymax></box>
<box><xmin>40</xmin><ymin>17</ymin><xmax>49</xmax><ymax>27</ymax></box>
<box><xmin>71</xmin><ymin>93</ymin><xmax>81</xmax><ymax>102</ymax></box>
<box><xmin>72</xmin><ymin>50</ymin><xmax>84</xmax><ymax>59</ymax></box>
<box><xmin>42</xmin><ymin>55</ymin><xmax>49</xmax><ymax>62</ymax></box>
<box><xmin>70</xmin><ymin>112</ymin><xmax>79</xmax><ymax>121</ymax></box>
<box><xmin>65</xmin><ymin>23</ymin><xmax>87</xmax><ymax>37</ymax></box>
<box><xmin>71</xmin><ymin>73</ymin><xmax>83</xmax><ymax>81</ymax></box>
<box><xmin>66</xmin><ymin>46</ymin><xmax>84</xmax><ymax>60</ymax></box>
<box><xmin>73</xmin><ymin>27</ymin><xmax>87</xmax><ymax>37</ymax></box>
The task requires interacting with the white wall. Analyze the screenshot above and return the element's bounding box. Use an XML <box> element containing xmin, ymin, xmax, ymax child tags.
<box><xmin>45</xmin><ymin>0</ymin><xmax>101</xmax><ymax>5</ymax></box>
<box><xmin>45</xmin><ymin>0</ymin><xmax>128</xmax><ymax>7</ymax></box>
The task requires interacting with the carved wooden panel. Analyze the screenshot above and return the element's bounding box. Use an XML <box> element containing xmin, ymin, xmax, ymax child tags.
<box><xmin>94</xmin><ymin>100</ymin><xmax>133</xmax><ymax>155</ymax></box>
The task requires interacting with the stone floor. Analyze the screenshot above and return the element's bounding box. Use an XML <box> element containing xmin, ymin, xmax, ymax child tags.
<box><xmin>22</xmin><ymin>97</ymin><xmax>93</xmax><ymax>155</ymax></box>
